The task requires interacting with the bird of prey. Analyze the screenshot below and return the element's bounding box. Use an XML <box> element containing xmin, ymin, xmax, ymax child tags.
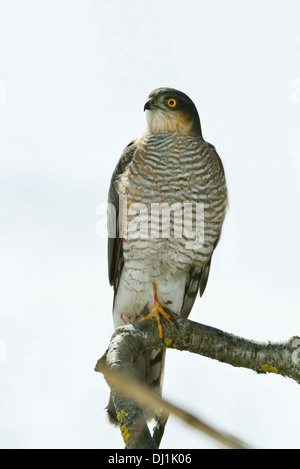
<box><xmin>107</xmin><ymin>87</ymin><xmax>228</xmax><ymax>423</ymax></box>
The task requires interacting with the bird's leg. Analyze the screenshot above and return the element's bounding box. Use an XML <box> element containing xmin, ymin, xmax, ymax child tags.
<box><xmin>138</xmin><ymin>282</ymin><xmax>172</xmax><ymax>339</ymax></box>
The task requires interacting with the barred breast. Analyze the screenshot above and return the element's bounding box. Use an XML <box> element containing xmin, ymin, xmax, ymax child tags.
<box><xmin>113</xmin><ymin>131</ymin><xmax>227</xmax><ymax>327</ymax></box>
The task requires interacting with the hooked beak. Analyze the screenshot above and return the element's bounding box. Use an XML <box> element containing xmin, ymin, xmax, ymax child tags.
<box><xmin>144</xmin><ymin>99</ymin><xmax>156</xmax><ymax>111</ymax></box>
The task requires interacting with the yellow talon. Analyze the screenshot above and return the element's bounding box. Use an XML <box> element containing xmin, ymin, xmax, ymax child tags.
<box><xmin>139</xmin><ymin>282</ymin><xmax>172</xmax><ymax>339</ymax></box>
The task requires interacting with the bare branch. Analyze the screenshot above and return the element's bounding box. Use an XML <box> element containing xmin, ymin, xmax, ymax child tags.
<box><xmin>96</xmin><ymin>361</ymin><xmax>245</xmax><ymax>449</ymax></box>
<box><xmin>96</xmin><ymin>313</ymin><xmax>300</xmax><ymax>448</ymax></box>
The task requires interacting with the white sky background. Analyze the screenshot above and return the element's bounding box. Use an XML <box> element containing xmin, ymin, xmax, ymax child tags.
<box><xmin>0</xmin><ymin>0</ymin><xmax>300</xmax><ymax>449</ymax></box>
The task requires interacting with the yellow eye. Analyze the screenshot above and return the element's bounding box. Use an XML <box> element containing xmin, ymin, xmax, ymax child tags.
<box><xmin>166</xmin><ymin>98</ymin><xmax>177</xmax><ymax>108</ymax></box>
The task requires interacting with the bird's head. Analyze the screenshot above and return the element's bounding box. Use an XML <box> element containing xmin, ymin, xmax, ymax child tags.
<box><xmin>144</xmin><ymin>87</ymin><xmax>202</xmax><ymax>137</ymax></box>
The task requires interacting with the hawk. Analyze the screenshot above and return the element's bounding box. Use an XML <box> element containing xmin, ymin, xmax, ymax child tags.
<box><xmin>107</xmin><ymin>88</ymin><xmax>228</xmax><ymax>422</ymax></box>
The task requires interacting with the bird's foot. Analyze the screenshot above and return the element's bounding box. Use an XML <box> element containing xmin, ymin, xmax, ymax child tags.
<box><xmin>138</xmin><ymin>282</ymin><xmax>172</xmax><ymax>339</ymax></box>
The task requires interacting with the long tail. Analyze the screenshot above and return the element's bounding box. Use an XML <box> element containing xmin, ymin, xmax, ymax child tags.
<box><xmin>106</xmin><ymin>348</ymin><xmax>166</xmax><ymax>424</ymax></box>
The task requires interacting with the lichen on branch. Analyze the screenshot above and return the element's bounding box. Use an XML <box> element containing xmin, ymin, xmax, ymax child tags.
<box><xmin>96</xmin><ymin>314</ymin><xmax>300</xmax><ymax>448</ymax></box>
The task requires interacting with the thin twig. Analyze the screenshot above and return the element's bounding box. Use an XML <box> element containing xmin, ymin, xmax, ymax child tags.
<box><xmin>96</xmin><ymin>314</ymin><xmax>300</xmax><ymax>448</ymax></box>
<box><xmin>96</xmin><ymin>362</ymin><xmax>246</xmax><ymax>449</ymax></box>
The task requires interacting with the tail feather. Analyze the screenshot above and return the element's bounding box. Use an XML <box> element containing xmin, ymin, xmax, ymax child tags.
<box><xmin>106</xmin><ymin>349</ymin><xmax>166</xmax><ymax>424</ymax></box>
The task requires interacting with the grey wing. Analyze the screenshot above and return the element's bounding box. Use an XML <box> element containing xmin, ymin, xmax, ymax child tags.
<box><xmin>180</xmin><ymin>256</ymin><xmax>216</xmax><ymax>318</ymax></box>
<box><xmin>180</xmin><ymin>143</ymin><xmax>226</xmax><ymax>318</ymax></box>
<box><xmin>108</xmin><ymin>140</ymin><xmax>137</xmax><ymax>292</ymax></box>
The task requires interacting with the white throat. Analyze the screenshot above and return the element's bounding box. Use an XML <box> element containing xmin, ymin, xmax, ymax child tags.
<box><xmin>146</xmin><ymin>109</ymin><xmax>192</xmax><ymax>135</ymax></box>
